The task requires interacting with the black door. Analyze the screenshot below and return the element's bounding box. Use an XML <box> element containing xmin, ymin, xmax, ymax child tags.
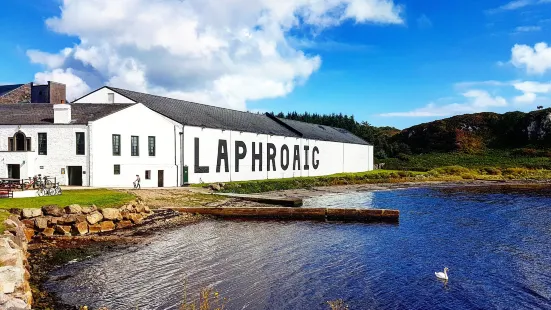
<box><xmin>158</xmin><ymin>170</ymin><xmax>164</xmax><ymax>187</ymax></box>
<box><xmin>7</xmin><ymin>165</ymin><xmax>20</xmax><ymax>179</ymax></box>
<box><xmin>68</xmin><ymin>166</ymin><xmax>83</xmax><ymax>186</ymax></box>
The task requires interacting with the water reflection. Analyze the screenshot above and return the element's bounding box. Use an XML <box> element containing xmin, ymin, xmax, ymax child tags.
<box><xmin>47</xmin><ymin>187</ymin><xmax>551</xmax><ymax>310</ymax></box>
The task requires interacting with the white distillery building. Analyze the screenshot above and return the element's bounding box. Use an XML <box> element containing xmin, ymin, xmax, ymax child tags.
<box><xmin>0</xmin><ymin>86</ymin><xmax>373</xmax><ymax>187</ymax></box>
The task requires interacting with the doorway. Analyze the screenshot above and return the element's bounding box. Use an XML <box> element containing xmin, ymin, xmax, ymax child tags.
<box><xmin>68</xmin><ymin>166</ymin><xmax>83</xmax><ymax>186</ymax></box>
<box><xmin>158</xmin><ymin>170</ymin><xmax>164</xmax><ymax>187</ymax></box>
<box><xmin>7</xmin><ymin>164</ymin><xmax>20</xmax><ymax>179</ymax></box>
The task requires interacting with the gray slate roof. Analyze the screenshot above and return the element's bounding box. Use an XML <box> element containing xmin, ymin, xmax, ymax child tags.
<box><xmin>106</xmin><ymin>87</ymin><xmax>302</xmax><ymax>137</ymax></box>
<box><xmin>275</xmin><ymin>118</ymin><xmax>369</xmax><ymax>145</ymax></box>
<box><xmin>0</xmin><ymin>84</ymin><xmax>24</xmax><ymax>97</ymax></box>
<box><xmin>0</xmin><ymin>104</ymin><xmax>133</xmax><ymax>125</ymax></box>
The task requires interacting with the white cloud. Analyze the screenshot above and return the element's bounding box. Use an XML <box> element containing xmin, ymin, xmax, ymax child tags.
<box><xmin>514</xmin><ymin>26</ymin><xmax>541</xmax><ymax>32</ymax></box>
<box><xmin>487</xmin><ymin>0</ymin><xmax>550</xmax><ymax>13</ymax></box>
<box><xmin>34</xmin><ymin>68</ymin><xmax>91</xmax><ymax>101</ymax></box>
<box><xmin>416</xmin><ymin>14</ymin><xmax>432</xmax><ymax>29</ymax></box>
<box><xmin>511</xmin><ymin>42</ymin><xmax>551</xmax><ymax>74</ymax></box>
<box><xmin>28</xmin><ymin>0</ymin><xmax>404</xmax><ymax>109</ymax></box>
<box><xmin>380</xmin><ymin>90</ymin><xmax>507</xmax><ymax>117</ymax></box>
<box><xmin>512</xmin><ymin>80</ymin><xmax>551</xmax><ymax>103</ymax></box>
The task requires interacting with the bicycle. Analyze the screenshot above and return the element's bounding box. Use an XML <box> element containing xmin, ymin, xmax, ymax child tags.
<box><xmin>133</xmin><ymin>181</ymin><xmax>141</xmax><ymax>189</ymax></box>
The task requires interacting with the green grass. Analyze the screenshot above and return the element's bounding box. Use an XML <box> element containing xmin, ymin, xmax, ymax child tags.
<box><xmin>0</xmin><ymin>189</ymin><xmax>135</xmax><ymax>210</ymax></box>
<box><xmin>383</xmin><ymin>150</ymin><xmax>551</xmax><ymax>171</ymax></box>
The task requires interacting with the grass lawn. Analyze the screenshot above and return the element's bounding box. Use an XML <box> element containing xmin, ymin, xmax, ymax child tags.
<box><xmin>0</xmin><ymin>189</ymin><xmax>135</xmax><ymax>210</ymax></box>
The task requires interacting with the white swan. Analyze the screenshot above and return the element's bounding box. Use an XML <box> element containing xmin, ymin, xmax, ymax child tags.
<box><xmin>435</xmin><ymin>267</ymin><xmax>449</xmax><ymax>280</ymax></box>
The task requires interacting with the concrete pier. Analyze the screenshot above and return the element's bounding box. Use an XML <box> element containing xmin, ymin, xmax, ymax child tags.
<box><xmin>214</xmin><ymin>193</ymin><xmax>303</xmax><ymax>207</ymax></box>
<box><xmin>170</xmin><ymin>207</ymin><xmax>399</xmax><ymax>223</ymax></box>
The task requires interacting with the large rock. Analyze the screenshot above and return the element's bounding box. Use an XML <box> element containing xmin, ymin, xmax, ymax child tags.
<box><xmin>0</xmin><ymin>238</ymin><xmax>23</xmax><ymax>268</ymax></box>
<box><xmin>72</xmin><ymin>222</ymin><xmax>88</xmax><ymax>236</ymax></box>
<box><xmin>34</xmin><ymin>217</ymin><xmax>49</xmax><ymax>230</ymax></box>
<box><xmin>75</xmin><ymin>215</ymin><xmax>87</xmax><ymax>223</ymax></box>
<box><xmin>120</xmin><ymin>211</ymin><xmax>131</xmax><ymax>220</ymax></box>
<box><xmin>86</xmin><ymin>212</ymin><xmax>103</xmax><ymax>225</ymax></box>
<box><xmin>210</xmin><ymin>183</ymin><xmax>221</xmax><ymax>191</ymax></box>
<box><xmin>81</xmin><ymin>205</ymin><xmax>97</xmax><ymax>214</ymax></box>
<box><xmin>100</xmin><ymin>221</ymin><xmax>115</xmax><ymax>232</ymax></box>
<box><xmin>64</xmin><ymin>204</ymin><xmax>82</xmax><ymax>214</ymax></box>
<box><xmin>23</xmin><ymin>228</ymin><xmax>34</xmax><ymax>242</ymax></box>
<box><xmin>55</xmin><ymin>225</ymin><xmax>72</xmax><ymax>236</ymax></box>
<box><xmin>134</xmin><ymin>204</ymin><xmax>145</xmax><ymax>213</ymax></box>
<box><xmin>59</xmin><ymin>214</ymin><xmax>77</xmax><ymax>225</ymax></box>
<box><xmin>8</xmin><ymin>208</ymin><xmax>21</xmax><ymax>216</ymax></box>
<box><xmin>3</xmin><ymin>219</ymin><xmax>18</xmax><ymax>231</ymax></box>
<box><xmin>144</xmin><ymin>206</ymin><xmax>151</xmax><ymax>213</ymax></box>
<box><xmin>128</xmin><ymin>213</ymin><xmax>144</xmax><ymax>224</ymax></box>
<box><xmin>116</xmin><ymin>220</ymin><xmax>133</xmax><ymax>229</ymax></box>
<box><xmin>0</xmin><ymin>266</ymin><xmax>24</xmax><ymax>294</ymax></box>
<box><xmin>88</xmin><ymin>224</ymin><xmax>101</xmax><ymax>234</ymax></box>
<box><xmin>1</xmin><ymin>296</ymin><xmax>29</xmax><ymax>309</ymax></box>
<box><xmin>42</xmin><ymin>228</ymin><xmax>55</xmax><ymax>237</ymax></box>
<box><xmin>101</xmin><ymin>208</ymin><xmax>121</xmax><ymax>221</ymax></box>
<box><xmin>21</xmin><ymin>209</ymin><xmax>42</xmax><ymax>219</ymax></box>
<box><xmin>20</xmin><ymin>219</ymin><xmax>34</xmax><ymax>228</ymax></box>
<box><xmin>41</xmin><ymin>205</ymin><xmax>63</xmax><ymax>217</ymax></box>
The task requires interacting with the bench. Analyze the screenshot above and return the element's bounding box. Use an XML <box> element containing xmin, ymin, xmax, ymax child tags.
<box><xmin>0</xmin><ymin>189</ymin><xmax>13</xmax><ymax>198</ymax></box>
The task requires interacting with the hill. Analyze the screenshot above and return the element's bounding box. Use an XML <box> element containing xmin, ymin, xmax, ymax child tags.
<box><xmin>391</xmin><ymin>108</ymin><xmax>551</xmax><ymax>154</ymax></box>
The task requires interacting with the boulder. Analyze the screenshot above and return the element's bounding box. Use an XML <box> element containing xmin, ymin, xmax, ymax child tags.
<box><xmin>8</xmin><ymin>208</ymin><xmax>21</xmax><ymax>216</ymax></box>
<box><xmin>49</xmin><ymin>217</ymin><xmax>62</xmax><ymax>225</ymax></box>
<box><xmin>75</xmin><ymin>215</ymin><xmax>87</xmax><ymax>223</ymax></box>
<box><xmin>72</xmin><ymin>222</ymin><xmax>88</xmax><ymax>236</ymax></box>
<box><xmin>81</xmin><ymin>205</ymin><xmax>97</xmax><ymax>214</ymax></box>
<box><xmin>0</xmin><ymin>266</ymin><xmax>24</xmax><ymax>294</ymax></box>
<box><xmin>55</xmin><ymin>225</ymin><xmax>72</xmax><ymax>236</ymax></box>
<box><xmin>41</xmin><ymin>205</ymin><xmax>63</xmax><ymax>217</ymax></box>
<box><xmin>134</xmin><ymin>204</ymin><xmax>145</xmax><ymax>213</ymax></box>
<box><xmin>210</xmin><ymin>183</ymin><xmax>221</xmax><ymax>191</ymax></box>
<box><xmin>59</xmin><ymin>215</ymin><xmax>77</xmax><ymax>225</ymax></box>
<box><xmin>3</xmin><ymin>219</ymin><xmax>18</xmax><ymax>231</ymax></box>
<box><xmin>116</xmin><ymin>220</ymin><xmax>133</xmax><ymax>229</ymax></box>
<box><xmin>64</xmin><ymin>204</ymin><xmax>82</xmax><ymax>214</ymax></box>
<box><xmin>41</xmin><ymin>228</ymin><xmax>55</xmax><ymax>237</ymax></box>
<box><xmin>101</xmin><ymin>208</ymin><xmax>121</xmax><ymax>221</ymax></box>
<box><xmin>100</xmin><ymin>221</ymin><xmax>115</xmax><ymax>232</ymax></box>
<box><xmin>23</xmin><ymin>228</ymin><xmax>34</xmax><ymax>242</ymax></box>
<box><xmin>88</xmin><ymin>224</ymin><xmax>101</xmax><ymax>234</ymax></box>
<box><xmin>120</xmin><ymin>211</ymin><xmax>131</xmax><ymax>220</ymax></box>
<box><xmin>2</xmin><ymin>297</ymin><xmax>28</xmax><ymax>309</ymax></box>
<box><xmin>86</xmin><ymin>212</ymin><xmax>103</xmax><ymax>225</ymax></box>
<box><xmin>144</xmin><ymin>206</ymin><xmax>151</xmax><ymax>213</ymax></box>
<box><xmin>128</xmin><ymin>213</ymin><xmax>144</xmax><ymax>224</ymax></box>
<box><xmin>21</xmin><ymin>209</ymin><xmax>42</xmax><ymax>219</ymax></box>
<box><xmin>20</xmin><ymin>219</ymin><xmax>34</xmax><ymax>228</ymax></box>
<box><xmin>0</xmin><ymin>238</ymin><xmax>23</xmax><ymax>268</ymax></box>
<box><xmin>34</xmin><ymin>217</ymin><xmax>49</xmax><ymax>230</ymax></box>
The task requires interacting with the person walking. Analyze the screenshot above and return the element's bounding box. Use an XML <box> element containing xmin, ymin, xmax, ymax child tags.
<box><xmin>133</xmin><ymin>174</ymin><xmax>141</xmax><ymax>189</ymax></box>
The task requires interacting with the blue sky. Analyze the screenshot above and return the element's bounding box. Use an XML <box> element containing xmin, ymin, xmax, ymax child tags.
<box><xmin>1</xmin><ymin>0</ymin><xmax>551</xmax><ymax>129</ymax></box>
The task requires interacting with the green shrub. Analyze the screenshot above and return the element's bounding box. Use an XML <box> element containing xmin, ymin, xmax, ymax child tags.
<box><xmin>481</xmin><ymin>167</ymin><xmax>501</xmax><ymax>175</ymax></box>
<box><xmin>503</xmin><ymin>167</ymin><xmax>529</xmax><ymax>175</ymax></box>
<box><xmin>434</xmin><ymin>165</ymin><xmax>471</xmax><ymax>176</ymax></box>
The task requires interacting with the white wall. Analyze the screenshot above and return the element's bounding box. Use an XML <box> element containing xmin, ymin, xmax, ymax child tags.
<box><xmin>89</xmin><ymin>103</ymin><xmax>182</xmax><ymax>188</ymax></box>
<box><xmin>0</xmin><ymin>125</ymin><xmax>89</xmax><ymax>185</ymax></box>
<box><xmin>182</xmin><ymin>125</ymin><xmax>373</xmax><ymax>184</ymax></box>
<box><xmin>73</xmin><ymin>87</ymin><xmax>136</xmax><ymax>104</ymax></box>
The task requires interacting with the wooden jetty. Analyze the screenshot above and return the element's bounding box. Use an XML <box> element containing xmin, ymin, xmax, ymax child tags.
<box><xmin>170</xmin><ymin>207</ymin><xmax>399</xmax><ymax>223</ymax></box>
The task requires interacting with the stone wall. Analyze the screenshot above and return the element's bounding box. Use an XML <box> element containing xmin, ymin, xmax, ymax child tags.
<box><xmin>12</xmin><ymin>201</ymin><xmax>152</xmax><ymax>238</ymax></box>
<box><xmin>0</xmin><ymin>84</ymin><xmax>31</xmax><ymax>104</ymax></box>
<box><xmin>1</xmin><ymin>216</ymin><xmax>32</xmax><ymax>309</ymax></box>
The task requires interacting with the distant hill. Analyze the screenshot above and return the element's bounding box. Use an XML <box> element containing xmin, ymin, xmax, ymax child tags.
<box><xmin>391</xmin><ymin>108</ymin><xmax>551</xmax><ymax>154</ymax></box>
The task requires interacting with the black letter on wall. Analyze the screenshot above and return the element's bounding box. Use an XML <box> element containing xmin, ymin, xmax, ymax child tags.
<box><xmin>312</xmin><ymin>146</ymin><xmax>320</xmax><ymax>169</ymax></box>
<box><xmin>216</xmin><ymin>139</ymin><xmax>229</xmax><ymax>173</ymax></box>
<box><xmin>267</xmin><ymin>143</ymin><xmax>276</xmax><ymax>171</ymax></box>
<box><xmin>293</xmin><ymin>145</ymin><xmax>301</xmax><ymax>170</ymax></box>
<box><xmin>303</xmin><ymin>145</ymin><xmax>310</xmax><ymax>170</ymax></box>
<box><xmin>194</xmin><ymin>137</ymin><xmax>210</xmax><ymax>173</ymax></box>
<box><xmin>281</xmin><ymin>145</ymin><xmax>289</xmax><ymax>171</ymax></box>
<box><xmin>235</xmin><ymin>141</ymin><xmax>247</xmax><ymax>172</ymax></box>
<box><xmin>252</xmin><ymin>142</ymin><xmax>263</xmax><ymax>172</ymax></box>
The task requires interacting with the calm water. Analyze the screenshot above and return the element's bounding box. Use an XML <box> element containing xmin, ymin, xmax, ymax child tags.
<box><xmin>47</xmin><ymin>186</ymin><xmax>551</xmax><ymax>309</ymax></box>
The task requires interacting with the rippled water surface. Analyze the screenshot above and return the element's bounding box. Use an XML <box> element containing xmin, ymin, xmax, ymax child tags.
<box><xmin>47</xmin><ymin>186</ymin><xmax>551</xmax><ymax>309</ymax></box>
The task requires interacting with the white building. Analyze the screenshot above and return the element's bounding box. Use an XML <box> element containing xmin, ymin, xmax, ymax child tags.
<box><xmin>0</xmin><ymin>86</ymin><xmax>373</xmax><ymax>187</ymax></box>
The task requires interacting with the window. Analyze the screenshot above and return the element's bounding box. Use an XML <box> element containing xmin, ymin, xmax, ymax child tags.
<box><xmin>112</xmin><ymin>134</ymin><xmax>121</xmax><ymax>156</ymax></box>
<box><xmin>131</xmin><ymin>136</ymin><xmax>139</xmax><ymax>156</ymax></box>
<box><xmin>38</xmin><ymin>133</ymin><xmax>47</xmax><ymax>155</ymax></box>
<box><xmin>145</xmin><ymin>170</ymin><xmax>151</xmax><ymax>179</ymax></box>
<box><xmin>76</xmin><ymin>132</ymin><xmax>85</xmax><ymax>155</ymax></box>
<box><xmin>108</xmin><ymin>92</ymin><xmax>115</xmax><ymax>103</ymax></box>
<box><xmin>8</xmin><ymin>131</ymin><xmax>31</xmax><ymax>152</ymax></box>
<box><xmin>114</xmin><ymin>164</ymin><xmax>120</xmax><ymax>175</ymax></box>
<box><xmin>148</xmin><ymin>136</ymin><xmax>156</xmax><ymax>156</ymax></box>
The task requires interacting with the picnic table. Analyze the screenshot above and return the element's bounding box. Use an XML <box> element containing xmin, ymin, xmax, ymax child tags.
<box><xmin>0</xmin><ymin>178</ymin><xmax>21</xmax><ymax>190</ymax></box>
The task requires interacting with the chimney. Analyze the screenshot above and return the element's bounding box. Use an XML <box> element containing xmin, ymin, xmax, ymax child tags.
<box><xmin>53</xmin><ymin>104</ymin><xmax>72</xmax><ymax>124</ymax></box>
<box><xmin>48</xmin><ymin>81</ymin><xmax>67</xmax><ymax>104</ymax></box>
